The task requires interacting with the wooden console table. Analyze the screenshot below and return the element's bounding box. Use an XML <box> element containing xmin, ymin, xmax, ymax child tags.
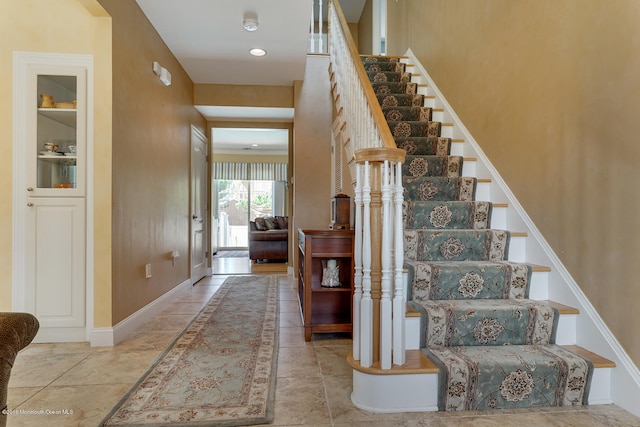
<box><xmin>297</xmin><ymin>228</ymin><xmax>354</xmax><ymax>341</ymax></box>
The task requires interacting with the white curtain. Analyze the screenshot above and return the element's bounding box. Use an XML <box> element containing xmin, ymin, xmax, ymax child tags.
<box><xmin>213</xmin><ymin>162</ymin><xmax>288</xmax><ymax>182</ymax></box>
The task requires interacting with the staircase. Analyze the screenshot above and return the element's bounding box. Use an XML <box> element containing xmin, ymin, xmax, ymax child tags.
<box><xmin>345</xmin><ymin>54</ymin><xmax>617</xmax><ymax>412</ymax></box>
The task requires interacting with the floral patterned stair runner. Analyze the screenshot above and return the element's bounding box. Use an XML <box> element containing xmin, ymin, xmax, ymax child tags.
<box><xmin>361</xmin><ymin>55</ymin><xmax>594</xmax><ymax>411</ymax></box>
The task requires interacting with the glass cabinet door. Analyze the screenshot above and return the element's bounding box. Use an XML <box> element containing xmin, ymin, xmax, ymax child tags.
<box><xmin>27</xmin><ymin>67</ymin><xmax>86</xmax><ymax>197</ymax></box>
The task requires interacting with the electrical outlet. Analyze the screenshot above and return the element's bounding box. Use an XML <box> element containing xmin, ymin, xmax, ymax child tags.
<box><xmin>145</xmin><ymin>263</ymin><xmax>152</xmax><ymax>278</ymax></box>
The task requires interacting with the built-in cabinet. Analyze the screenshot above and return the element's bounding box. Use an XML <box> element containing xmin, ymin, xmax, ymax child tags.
<box><xmin>297</xmin><ymin>229</ymin><xmax>354</xmax><ymax>341</ymax></box>
<box><xmin>14</xmin><ymin>53</ymin><xmax>92</xmax><ymax>342</ymax></box>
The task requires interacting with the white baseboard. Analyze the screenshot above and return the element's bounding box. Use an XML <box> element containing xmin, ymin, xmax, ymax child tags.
<box><xmin>89</xmin><ymin>279</ymin><xmax>192</xmax><ymax>347</ymax></box>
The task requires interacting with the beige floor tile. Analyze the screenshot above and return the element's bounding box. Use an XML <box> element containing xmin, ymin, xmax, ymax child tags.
<box><xmin>271</xmin><ymin>376</ymin><xmax>331</xmax><ymax>426</ymax></box>
<box><xmin>109</xmin><ymin>329</ymin><xmax>177</xmax><ymax>352</ymax></box>
<box><xmin>279</xmin><ymin>298</ymin><xmax>301</xmax><ymax>313</ymax></box>
<box><xmin>279</xmin><ymin>310</ymin><xmax>303</xmax><ymax>327</ymax></box>
<box><xmin>279</xmin><ymin>326</ymin><xmax>307</xmax><ymax>347</ymax></box>
<box><xmin>9</xmin><ymin>352</ymin><xmax>91</xmax><ymax>388</ymax></box>
<box><xmin>7</xmin><ymin>383</ymin><xmax>131</xmax><ymax>427</ymax></box>
<box><xmin>5</xmin><ymin>387</ymin><xmax>42</xmax><ymax>410</ymax></box>
<box><xmin>277</xmin><ymin>345</ymin><xmax>321</xmax><ymax>378</ymax></box>
<box><xmin>51</xmin><ymin>349</ymin><xmax>160</xmax><ymax>386</ymax></box>
<box><xmin>315</xmin><ymin>345</ymin><xmax>352</xmax><ymax>376</ymax></box>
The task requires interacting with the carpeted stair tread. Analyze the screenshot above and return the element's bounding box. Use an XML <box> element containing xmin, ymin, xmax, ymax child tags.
<box><xmin>403</xmin><ymin>176</ymin><xmax>477</xmax><ymax>202</ymax></box>
<box><xmin>424</xmin><ymin>344</ymin><xmax>594</xmax><ymax>411</ymax></box>
<box><xmin>362</xmin><ymin>61</ymin><xmax>406</xmax><ymax>73</ymax></box>
<box><xmin>388</xmin><ymin>120</ymin><xmax>442</xmax><ymax>138</ymax></box>
<box><xmin>382</xmin><ymin>106</ymin><xmax>433</xmax><ymax>121</ymax></box>
<box><xmin>404</xmin><ymin>260</ymin><xmax>531</xmax><ymax>300</ymax></box>
<box><xmin>371</xmin><ymin>82</ymin><xmax>418</xmax><ymax>95</ymax></box>
<box><xmin>377</xmin><ymin>94</ymin><xmax>425</xmax><ymax>107</ymax></box>
<box><xmin>395</xmin><ymin>137</ymin><xmax>452</xmax><ymax>156</ymax></box>
<box><xmin>403</xmin><ymin>155</ymin><xmax>463</xmax><ymax>178</ymax></box>
<box><xmin>404</xmin><ymin>229</ymin><xmax>511</xmax><ymax>262</ymax></box>
<box><xmin>361</xmin><ymin>55</ymin><xmax>405</xmax><ymax>62</ymax></box>
<box><xmin>403</xmin><ymin>200</ymin><xmax>492</xmax><ymax>230</ymax></box>
<box><xmin>367</xmin><ymin>70</ymin><xmax>412</xmax><ymax>84</ymax></box>
<box><xmin>411</xmin><ymin>298</ymin><xmax>559</xmax><ymax>347</ymax></box>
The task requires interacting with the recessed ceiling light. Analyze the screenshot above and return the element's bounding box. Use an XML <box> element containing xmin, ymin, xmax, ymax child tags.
<box><xmin>249</xmin><ymin>48</ymin><xmax>267</xmax><ymax>57</ymax></box>
<box><xmin>252</xmin><ymin>144</ymin><xmax>259</xmax><ymax>147</ymax></box>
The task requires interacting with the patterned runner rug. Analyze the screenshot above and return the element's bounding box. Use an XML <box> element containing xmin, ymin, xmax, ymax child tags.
<box><xmin>100</xmin><ymin>275</ymin><xmax>279</xmax><ymax>426</ymax></box>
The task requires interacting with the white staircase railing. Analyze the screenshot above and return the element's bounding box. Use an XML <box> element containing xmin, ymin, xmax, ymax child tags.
<box><xmin>328</xmin><ymin>0</ymin><xmax>407</xmax><ymax>369</ymax></box>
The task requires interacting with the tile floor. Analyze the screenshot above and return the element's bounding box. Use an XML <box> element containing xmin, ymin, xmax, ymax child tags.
<box><xmin>6</xmin><ymin>274</ymin><xmax>640</xmax><ymax>427</ymax></box>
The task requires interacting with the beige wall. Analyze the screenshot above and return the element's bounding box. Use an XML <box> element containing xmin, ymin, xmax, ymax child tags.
<box><xmin>358</xmin><ymin>0</ymin><xmax>373</xmax><ymax>54</ymax></box>
<box><xmin>386</xmin><ymin>0</ymin><xmax>640</xmax><ymax>367</ymax></box>
<box><xmin>0</xmin><ymin>0</ymin><xmax>113</xmax><ymax>327</ymax></box>
<box><xmin>99</xmin><ymin>0</ymin><xmax>206</xmax><ymax>324</ymax></box>
<box><xmin>293</xmin><ymin>55</ymin><xmax>334</xmax><ymax>250</ymax></box>
<box><xmin>195</xmin><ymin>84</ymin><xmax>293</xmax><ymax>108</ymax></box>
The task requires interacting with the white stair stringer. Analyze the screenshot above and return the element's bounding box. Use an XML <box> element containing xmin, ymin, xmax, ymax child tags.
<box><xmin>399</xmin><ymin>48</ymin><xmax>638</xmax><ymax>415</ymax></box>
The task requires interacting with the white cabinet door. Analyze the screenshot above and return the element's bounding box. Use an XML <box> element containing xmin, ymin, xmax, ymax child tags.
<box><xmin>26</xmin><ymin>67</ymin><xmax>86</xmax><ymax>197</ymax></box>
<box><xmin>26</xmin><ymin>197</ymin><xmax>86</xmax><ymax>342</ymax></box>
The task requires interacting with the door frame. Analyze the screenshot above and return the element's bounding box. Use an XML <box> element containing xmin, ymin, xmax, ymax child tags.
<box><xmin>190</xmin><ymin>125</ymin><xmax>209</xmax><ymax>283</ymax></box>
<box><xmin>12</xmin><ymin>52</ymin><xmax>94</xmax><ymax>342</ymax></box>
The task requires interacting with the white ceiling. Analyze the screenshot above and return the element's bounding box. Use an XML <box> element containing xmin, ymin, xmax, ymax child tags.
<box><xmin>135</xmin><ymin>0</ymin><xmax>366</xmax><ymax>153</ymax></box>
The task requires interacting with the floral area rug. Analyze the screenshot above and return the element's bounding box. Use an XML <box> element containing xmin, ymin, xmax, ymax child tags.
<box><xmin>100</xmin><ymin>275</ymin><xmax>278</xmax><ymax>426</ymax></box>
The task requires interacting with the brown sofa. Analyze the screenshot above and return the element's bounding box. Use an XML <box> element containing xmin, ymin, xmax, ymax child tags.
<box><xmin>1</xmin><ymin>313</ymin><xmax>39</xmax><ymax>427</ymax></box>
<box><xmin>249</xmin><ymin>216</ymin><xmax>288</xmax><ymax>262</ymax></box>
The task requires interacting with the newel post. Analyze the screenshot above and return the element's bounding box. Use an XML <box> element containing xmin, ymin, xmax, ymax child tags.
<box><xmin>353</xmin><ymin>147</ymin><xmax>405</xmax><ymax>368</ymax></box>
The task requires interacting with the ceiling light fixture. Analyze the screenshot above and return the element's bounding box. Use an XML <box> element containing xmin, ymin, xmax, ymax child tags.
<box><xmin>243</xmin><ymin>18</ymin><xmax>258</xmax><ymax>31</ymax></box>
<box><xmin>249</xmin><ymin>48</ymin><xmax>267</xmax><ymax>57</ymax></box>
<box><xmin>243</xmin><ymin>12</ymin><xmax>258</xmax><ymax>31</ymax></box>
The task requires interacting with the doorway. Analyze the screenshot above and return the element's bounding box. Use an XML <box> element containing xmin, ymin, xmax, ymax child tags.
<box><xmin>190</xmin><ymin>125</ymin><xmax>208</xmax><ymax>284</ymax></box>
<box><xmin>216</xmin><ymin>179</ymin><xmax>283</xmax><ymax>250</ymax></box>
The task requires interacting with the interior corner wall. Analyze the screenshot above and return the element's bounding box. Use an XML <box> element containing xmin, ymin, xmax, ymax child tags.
<box><xmin>386</xmin><ymin>0</ymin><xmax>640</xmax><ymax>368</ymax></box>
<box><xmin>98</xmin><ymin>0</ymin><xmax>206</xmax><ymax>325</ymax></box>
<box><xmin>358</xmin><ymin>0</ymin><xmax>374</xmax><ymax>54</ymax></box>
<box><xmin>293</xmin><ymin>55</ymin><xmax>333</xmax><ymax>273</ymax></box>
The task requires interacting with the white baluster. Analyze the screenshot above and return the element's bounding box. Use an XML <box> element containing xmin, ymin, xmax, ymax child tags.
<box><xmin>380</xmin><ymin>160</ymin><xmax>393</xmax><ymax>369</ymax></box>
<box><xmin>318</xmin><ymin>0</ymin><xmax>323</xmax><ymax>53</ymax></box>
<box><xmin>360</xmin><ymin>161</ymin><xmax>373</xmax><ymax>368</ymax></box>
<box><xmin>353</xmin><ymin>163</ymin><xmax>363</xmax><ymax>360</ymax></box>
<box><xmin>310</xmin><ymin>0</ymin><xmax>315</xmax><ymax>53</ymax></box>
<box><xmin>393</xmin><ymin>160</ymin><xmax>406</xmax><ymax>365</ymax></box>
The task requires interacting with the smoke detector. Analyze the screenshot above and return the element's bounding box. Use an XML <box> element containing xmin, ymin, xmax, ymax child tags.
<box><xmin>243</xmin><ymin>14</ymin><xmax>258</xmax><ymax>32</ymax></box>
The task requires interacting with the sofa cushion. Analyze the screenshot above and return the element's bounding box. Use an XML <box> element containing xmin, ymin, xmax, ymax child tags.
<box><xmin>275</xmin><ymin>216</ymin><xmax>289</xmax><ymax>230</ymax></box>
<box><xmin>263</xmin><ymin>216</ymin><xmax>278</xmax><ymax>230</ymax></box>
<box><xmin>255</xmin><ymin>217</ymin><xmax>268</xmax><ymax>230</ymax></box>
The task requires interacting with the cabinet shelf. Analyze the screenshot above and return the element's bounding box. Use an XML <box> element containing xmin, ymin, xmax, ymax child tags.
<box><xmin>298</xmin><ymin>228</ymin><xmax>354</xmax><ymax>341</ymax></box>
<box><xmin>38</xmin><ymin>155</ymin><xmax>76</xmax><ymax>159</ymax></box>
<box><xmin>312</xmin><ymin>286</ymin><xmax>351</xmax><ymax>293</ymax></box>
<box><xmin>38</xmin><ymin>108</ymin><xmax>77</xmax><ymax>127</ymax></box>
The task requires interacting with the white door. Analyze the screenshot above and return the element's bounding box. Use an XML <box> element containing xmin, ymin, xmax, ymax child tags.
<box><xmin>190</xmin><ymin>126</ymin><xmax>208</xmax><ymax>283</ymax></box>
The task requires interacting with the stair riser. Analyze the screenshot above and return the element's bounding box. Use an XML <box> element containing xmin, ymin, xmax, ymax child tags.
<box><xmin>508</xmin><ymin>234</ymin><xmax>527</xmax><ymax>262</ymax></box>
<box><xmin>352</xmin><ymin>370</ymin><xmax>438</xmax><ymax>412</ymax></box>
